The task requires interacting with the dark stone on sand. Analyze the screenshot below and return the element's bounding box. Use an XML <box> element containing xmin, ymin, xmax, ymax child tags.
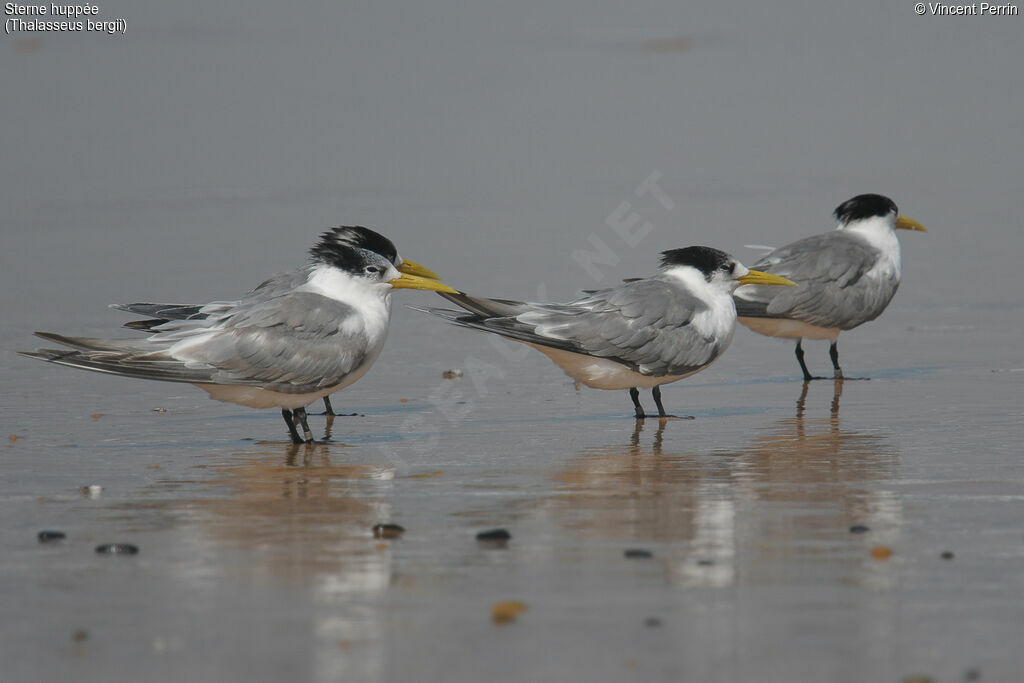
<box><xmin>849</xmin><ymin>525</ymin><xmax>871</xmax><ymax>533</ymax></box>
<box><xmin>372</xmin><ymin>523</ymin><xmax>405</xmax><ymax>539</ymax></box>
<box><xmin>697</xmin><ymin>559</ymin><xmax>715</xmax><ymax>566</ymax></box>
<box><xmin>476</xmin><ymin>528</ymin><xmax>512</xmax><ymax>542</ymax></box>
<box><xmin>624</xmin><ymin>549</ymin><xmax>653</xmax><ymax>559</ymax></box>
<box><xmin>941</xmin><ymin>551</ymin><xmax>955</xmax><ymax>560</ymax></box>
<box><xmin>38</xmin><ymin>530</ymin><xmax>66</xmax><ymax>542</ymax></box>
<box><xmin>643</xmin><ymin>617</ymin><xmax>662</xmax><ymax>628</ymax></box>
<box><xmin>95</xmin><ymin>543</ymin><xmax>139</xmax><ymax>555</ymax></box>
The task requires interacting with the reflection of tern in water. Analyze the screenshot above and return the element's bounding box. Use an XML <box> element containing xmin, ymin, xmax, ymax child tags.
<box><xmin>117</xmin><ymin>442</ymin><xmax>398</xmax><ymax>680</ymax></box>
<box><xmin>507</xmin><ymin>380</ymin><xmax>900</xmax><ymax>589</ymax></box>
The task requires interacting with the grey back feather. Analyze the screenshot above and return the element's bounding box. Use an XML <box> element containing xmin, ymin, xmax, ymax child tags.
<box><xmin>734</xmin><ymin>232</ymin><xmax>897</xmax><ymax>329</ymax></box>
<box><xmin>434</xmin><ymin>277</ymin><xmax>719</xmax><ymax>377</ymax></box>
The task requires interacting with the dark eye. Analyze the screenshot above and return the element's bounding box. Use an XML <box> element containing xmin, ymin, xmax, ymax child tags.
<box><xmin>365</xmin><ymin>265</ymin><xmax>381</xmax><ymax>275</ymax></box>
<box><xmin>719</xmin><ymin>262</ymin><xmax>733</xmax><ymax>273</ymax></box>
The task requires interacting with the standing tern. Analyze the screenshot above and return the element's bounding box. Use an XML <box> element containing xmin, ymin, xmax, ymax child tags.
<box><xmin>19</xmin><ymin>227</ymin><xmax>456</xmax><ymax>444</ymax></box>
<box><xmin>733</xmin><ymin>194</ymin><xmax>927</xmax><ymax>381</ymax></box>
<box><xmin>110</xmin><ymin>226</ymin><xmax>442</xmax><ymax>417</ymax></box>
<box><xmin>415</xmin><ymin>246</ymin><xmax>795</xmax><ymax>419</ymax></box>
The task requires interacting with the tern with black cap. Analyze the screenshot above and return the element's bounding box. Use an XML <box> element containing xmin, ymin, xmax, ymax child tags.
<box><xmin>416</xmin><ymin>246</ymin><xmax>795</xmax><ymax>419</ymax></box>
<box><xmin>733</xmin><ymin>194</ymin><xmax>927</xmax><ymax>381</ymax></box>
<box><xmin>20</xmin><ymin>227</ymin><xmax>456</xmax><ymax>444</ymax></box>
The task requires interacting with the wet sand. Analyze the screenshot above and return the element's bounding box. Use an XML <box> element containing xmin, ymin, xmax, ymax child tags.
<box><xmin>3</xmin><ymin>1</ymin><xmax>1023</xmax><ymax>681</ymax></box>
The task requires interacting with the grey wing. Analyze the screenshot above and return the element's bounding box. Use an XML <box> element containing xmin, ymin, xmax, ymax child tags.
<box><xmin>429</xmin><ymin>280</ymin><xmax>717</xmax><ymax>377</ymax></box>
<box><xmin>113</xmin><ymin>302</ymin><xmax>215</xmax><ymax>330</ymax></box>
<box><xmin>734</xmin><ymin>233</ymin><xmax>894</xmax><ymax>328</ymax></box>
<box><xmin>26</xmin><ymin>293</ymin><xmax>374</xmax><ymax>393</ymax></box>
<box><xmin>113</xmin><ymin>269</ymin><xmax>309</xmax><ymax>330</ymax></box>
<box><xmin>166</xmin><ymin>292</ymin><xmax>375</xmax><ymax>392</ymax></box>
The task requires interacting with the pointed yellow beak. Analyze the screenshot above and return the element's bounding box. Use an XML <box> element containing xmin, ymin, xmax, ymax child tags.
<box><xmin>737</xmin><ymin>270</ymin><xmax>797</xmax><ymax>287</ymax></box>
<box><xmin>389</xmin><ymin>273</ymin><xmax>459</xmax><ymax>294</ymax></box>
<box><xmin>397</xmin><ymin>259</ymin><xmax>442</xmax><ymax>280</ymax></box>
<box><xmin>895</xmin><ymin>215</ymin><xmax>927</xmax><ymax>232</ymax></box>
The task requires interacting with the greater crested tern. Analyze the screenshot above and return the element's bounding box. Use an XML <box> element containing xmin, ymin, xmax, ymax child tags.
<box><xmin>20</xmin><ymin>227</ymin><xmax>456</xmax><ymax>444</ymax></box>
<box><xmin>733</xmin><ymin>194</ymin><xmax>927</xmax><ymax>381</ymax></box>
<box><xmin>416</xmin><ymin>246</ymin><xmax>795</xmax><ymax>419</ymax></box>
<box><xmin>111</xmin><ymin>226</ymin><xmax>442</xmax><ymax>417</ymax></box>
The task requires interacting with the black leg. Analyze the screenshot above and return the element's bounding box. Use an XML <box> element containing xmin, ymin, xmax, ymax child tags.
<box><xmin>651</xmin><ymin>386</ymin><xmax>692</xmax><ymax>419</ymax></box>
<box><xmin>281</xmin><ymin>408</ymin><xmax>303</xmax><ymax>445</ymax></box>
<box><xmin>629</xmin><ymin>387</ymin><xmax>646</xmax><ymax>419</ymax></box>
<box><xmin>322</xmin><ymin>396</ymin><xmax>336</xmax><ymax>416</ymax></box>
<box><xmin>293</xmin><ymin>406</ymin><xmax>314</xmax><ymax>444</ymax></box>
<box><xmin>652</xmin><ymin>386</ymin><xmax>667</xmax><ymax>417</ymax></box>
<box><xmin>795</xmin><ymin>340</ymin><xmax>815</xmax><ymax>381</ymax></box>
<box><xmin>829</xmin><ymin>342</ymin><xmax>844</xmax><ymax>379</ymax></box>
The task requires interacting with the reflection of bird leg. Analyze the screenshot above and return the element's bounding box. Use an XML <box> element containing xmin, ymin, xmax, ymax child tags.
<box><xmin>629</xmin><ymin>388</ymin><xmax>646</xmax><ymax>419</ymax></box>
<box><xmin>630</xmin><ymin>419</ymin><xmax>644</xmax><ymax>449</ymax></box>
<box><xmin>284</xmin><ymin>442</ymin><xmax>325</xmax><ymax>467</ymax></box>
<box><xmin>281</xmin><ymin>409</ymin><xmax>304</xmax><ymax>445</ymax></box>
<box><xmin>652</xmin><ymin>419</ymin><xmax>666</xmax><ymax>455</ymax></box>
<box><xmin>796</xmin><ymin>381</ymin><xmax>810</xmax><ymax>420</ymax></box>
<box><xmin>628</xmin><ymin>417</ymin><xmax>666</xmax><ymax>458</ymax></box>
<box><xmin>830</xmin><ymin>378</ymin><xmax>844</xmax><ymax>423</ymax></box>
<box><xmin>284</xmin><ymin>443</ymin><xmax>303</xmax><ymax>466</ymax></box>
<box><xmin>322</xmin><ymin>413</ymin><xmax>335</xmax><ymax>441</ymax></box>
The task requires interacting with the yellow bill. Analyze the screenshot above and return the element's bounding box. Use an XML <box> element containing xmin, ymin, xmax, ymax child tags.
<box><xmin>895</xmin><ymin>215</ymin><xmax>927</xmax><ymax>232</ymax></box>
<box><xmin>737</xmin><ymin>270</ymin><xmax>797</xmax><ymax>287</ymax></box>
<box><xmin>397</xmin><ymin>259</ymin><xmax>442</xmax><ymax>280</ymax></box>
<box><xmin>389</xmin><ymin>272</ymin><xmax>458</xmax><ymax>294</ymax></box>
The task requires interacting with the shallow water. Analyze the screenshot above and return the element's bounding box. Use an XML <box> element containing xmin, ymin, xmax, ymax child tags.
<box><xmin>3</xmin><ymin>1</ymin><xmax>1023</xmax><ymax>682</ymax></box>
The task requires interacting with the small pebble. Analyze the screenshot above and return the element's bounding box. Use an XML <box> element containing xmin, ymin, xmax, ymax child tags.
<box><xmin>95</xmin><ymin>543</ymin><xmax>139</xmax><ymax>555</ymax></box>
<box><xmin>72</xmin><ymin>629</ymin><xmax>89</xmax><ymax>643</ymax></box>
<box><xmin>941</xmin><ymin>551</ymin><xmax>955</xmax><ymax>560</ymax></box>
<box><xmin>91</xmin><ymin>413</ymin><xmax>103</xmax><ymax>420</ymax></box>
<box><xmin>476</xmin><ymin>528</ymin><xmax>512</xmax><ymax>543</ymax></box>
<box><xmin>491</xmin><ymin>600</ymin><xmax>526</xmax><ymax>625</ymax></box>
<box><xmin>624</xmin><ymin>549</ymin><xmax>653</xmax><ymax>559</ymax></box>
<box><xmin>9</xmin><ymin>434</ymin><xmax>18</xmax><ymax>442</ymax></box>
<box><xmin>643</xmin><ymin>617</ymin><xmax>662</xmax><ymax>628</ymax></box>
<box><xmin>442</xmin><ymin>369</ymin><xmax>463</xmax><ymax>379</ymax></box>
<box><xmin>964</xmin><ymin>666</ymin><xmax>981</xmax><ymax>681</ymax></box>
<box><xmin>81</xmin><ymin>485</ymin><xmax>103</xmax><ymax>498</ymax></box>
<box><xmin>697</xmin><ymin>559</ymin><xmax>715</xmax><ymax>566</ymax></box>
<box><xmin>152</xmin><ymin>407</ymin><xmax>167</xmax><ymax>413</ymax></box>
<box><xmin>870</xmin><ymin>545</ymin><xmax>893</xmax><ymax>560</ymax></box>
<box><xmin>902</xmin><ymin>676</ymin><xmax>933</xmax><ymax>683</ymax></box>
<box><xmin>372</xmin><ymin>523</ymin><xmax>405</xmax><ymax>539</ymax></box>
<box><xmin>38</xmin><ymin>530</ymin><xmax>66</xmax><ymax>543</ymax></box>
<box><xmin>849</xmin><ymin>525</ymin><xmax>871</xmax><ymax>533</ymax></box>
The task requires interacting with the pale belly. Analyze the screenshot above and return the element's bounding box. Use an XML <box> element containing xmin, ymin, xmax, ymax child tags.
<box><xmin>196</xmin><ymin>383</ymin><xmax>342</xmax><ymax>410</ymax></box>
<box><xmin>738</xmin><ymin>317</ymin><xmax>840</xmax><ymax>342</ymax></box>
<box><xmin>529</xmin><ymin>344</ymin><xmax>708</xmax><ymax>390</ymax></box>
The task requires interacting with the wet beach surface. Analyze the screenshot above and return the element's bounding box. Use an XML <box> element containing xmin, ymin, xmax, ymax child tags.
<box><xmin>3</xmin><ymin>2</ymin><xmax>1023</xmax><ymax>681</ymax></box>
